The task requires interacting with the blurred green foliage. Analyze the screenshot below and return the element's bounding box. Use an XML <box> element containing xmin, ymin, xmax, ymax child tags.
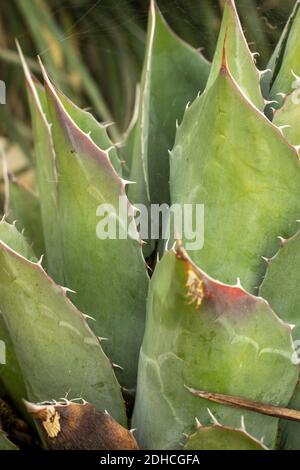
<box><xmin>0</xmin><ymin>0</ymin><xmax>296</xmax><ymax>157</ymax></box>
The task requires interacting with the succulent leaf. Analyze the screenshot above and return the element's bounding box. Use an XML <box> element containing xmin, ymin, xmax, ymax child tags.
<box><xmin>170</xmin><ymin>59</ymin><xmax>300</xmax><ymax>293</ymax></box>
<box><xmin>17</xmin><ymin>43</ymin><xmax>64</xmax><ymax>285</ymax></box>
<box><xmin>132</xmin><ymin>243</ymin><xmax>297</xmax><ymax>449</ymax></box>
<box><xmin>0</xmin><ymin>223</ymin><xmax>126</xmax><ymax>425</ymax></box>
<box><xmin>6</xmin><ymin>177</ymin><xmax>45</xmax><ymax>259</ymax></box>
<box><xmin>184</xmin><ymin>423</ymin><xmax>267</xmax><ymax>450</ymax></box>
<box><xmin>52</xmin><ymin>88</ymin><xmax>122</xmax><ymax>175</ymax></box>
<box><xmin>268</xmin><ymin>0</ymin><xmax>300</xmax><ymax>108</ymax></box>
<box><xmin>261</xmin><ymin>1</ymin><xmax>300</xmax><ymax>99</ymax></box>
<box><xmin>273</xmin><ymin>86</ymin><xmax>300</xmax><ymax>145</ymax></box>
<box><xmin>260</xmin><ymin>231</ymin><xmax>300</xmax><ymax>449</ymax></box>
<box><xmin>41</xmin><ymin>63</ymin><xmax>148</xmax><ymax>390</ymax></box>
<box><xmin>127</xmin><ymin>0</ymin><xmax>210</xmax><ymax>211</ymax></box>
<box><xmin>206</xmin><ymin>0</ymin><xmax>264</xmax><ymax>109</ymax></box>
<box><xmin>0</xmin><ymin>221</ymin><xmax>33</xmax><ymax>415</ymax></box>
<box><xmin>260</xmin><ymin>232</ymin><xmax>300</xmax><ymax>338</ymax></box>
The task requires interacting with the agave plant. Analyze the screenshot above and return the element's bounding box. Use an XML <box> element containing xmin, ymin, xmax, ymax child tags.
<box><xmin>1</xmin><ymin>0</ymin><xmax>300</xmax><ymax>450</ymax></box>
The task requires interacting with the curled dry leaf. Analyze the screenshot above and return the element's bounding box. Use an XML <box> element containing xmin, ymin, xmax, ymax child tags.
<box><xmin>25</xmin><ymin>401</ymin><xmax>139</xmax><ymax>450</ymax></box>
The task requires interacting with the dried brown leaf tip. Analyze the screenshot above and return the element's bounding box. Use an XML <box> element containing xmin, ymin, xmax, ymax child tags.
<box><xmin>25</xmin><ymin>400</ymin><xmax>139</xmax><ymax>450</ymax></box>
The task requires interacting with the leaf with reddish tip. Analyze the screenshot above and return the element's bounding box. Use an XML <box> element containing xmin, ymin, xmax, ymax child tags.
<box><xmin>170</xmin><ymin>60</ymin><xmax>300</xmax><ymax>293</ymax></box>
<box><xmin>206</xmin><ymin>0</ymin><xmax>264</xmax><ymax>109</ymax></box>
<box><xmin>0</xmin><ymin>224</ymin><xmax>126</xmax><ymax>426</ymax></box>
<box><xmin>26</xmin><ymin>400</ymin><xmax>138</xmax><ymax>450</ymax></box>
<box><xmin>127</xmin><ymin>0</ymin><xmax>210</xmax><ymax>212</ymax></box>
<box><xmin>41</xmin><ymin>63</ymin><xmax>148</xmax><ymax>390</ymax></box>
<box><xmin>184</xmin><ymin>424</ymin><xmax>267</xmax><ymax>450</ymax></box>
<box><xmin>6</xmin><ymin>177</ymin><xmax>45</xmax><ymax>259</ymax></box>
<box><xmin>132</xmin><ymin>244</ymin><xmax>297</xmax><ymax>449</ymax></box>
<box><xmin>51</xmin><ymin>87</ymin><xmax>123</xmax><ymax>176</ymax></box>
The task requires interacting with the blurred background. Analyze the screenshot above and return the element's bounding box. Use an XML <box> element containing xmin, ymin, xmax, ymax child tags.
<box><xmin>0</xmin><ymin>0</ymin><xmax>297</xmax><ymax>189</ymax></box>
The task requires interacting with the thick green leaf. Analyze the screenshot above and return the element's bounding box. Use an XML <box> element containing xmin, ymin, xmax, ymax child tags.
<box><xmin>0</xmin><ymin>225</ymin><xmax>126</xmax><ymax>425</ymax></box>
<box><xmin>273</xmin><ymin>87</ymin><xmax>300</xmax><ymax>145</ymax></box>
<box><xmin>206</xmin><ymin>0</ymin><xmax>264</xmax><ymax>110</ymax></box>
<box><xmin>18</xmin><ymin>43</ymin><xmax>64</xmax><ymax>285</ymax></box>
<box><xmin>6</xmin><ymin>178</ymin><xmax>45</xmax><ymax>259</ymax></box>
<box><xmin>41</xmin><ymin>64</ymin><xmax>148</xmax><ymax>390</ymax></box>
<box><xmin>127</xmin><ymin>0</ymin><xmax>210</xmax><ymax>210</ymax></box>
<box><xmin>261</xmin><ymin>1</ymin><xmax>300</xmax><ymax>99</ymax></box>
<box><xmin>0</xmin><ymin>430</ymin><xmax>18</xmax><ymax>450</ymax></box>
<box><xmin>132</xmin><ymin>244</ymin><xmax>297</xmax><ymax>449</ymax></box>
<box><xmin>19</xmin><ymin>46</ymin><xmax>148</xmax><ymax>389</ymax></box>
<box><xmin>279</xmin><ymin>387</ymin><xmax>300</xmax><ymax>450</ymax></box>
<box><xmin>170</xmin><ymin>61</ymin><xmax>300</xmax><ymax>293</ymax></box>
<box><xmin>184</xmin><ymin>424</ymin><xmax>267</xmax><ymax>450</ymax></box>
<box><xmin>53</xmin><ymin>89</ymin><xmax>122</xmax><ymax>175</ymax></box>
<box><xmin>260</xmin><ymin>232</ymin><xmax>300</xmax><ymax>449</ymax></box>
<box><xmin>260</xmin><ymin>232</ymin><xmax>300</xmax><ymax>338</ymax></box>
<box><xmin>268</xmin><ymin>1</ymin><xmax>300</xmax><ymax>107</ymax></box>
<box><xmin>0</xmin><ymin>220</ymin><xmax>36</xmax><ymax>262</ymax></box>
<box><xmin>0</xmin><ymin>221</ymin><xmax>33</xmax><ymax>416</ymax></box>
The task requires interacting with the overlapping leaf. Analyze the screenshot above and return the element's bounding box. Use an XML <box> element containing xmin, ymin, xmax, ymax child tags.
<box><xmin>132</xmin><ymin>244</ymin><xmax>297</xmax><ymax>449</ymax></box>
<box><xmin>127</xmin><ymin>0</ymin><xmax>210</xmax><ymax>213</ymax></box>
<box><xmin>206</xmin><ymin>0</ymin><xmax>264</xmax><ymax>110</ymax></box>
<box><xmin>40</xmin><ymin>63</ymin><xmax>148</xmax><ymax>390</ymax></box>
<box><xmin>170</xmin><ymin>58</ymin><xmax>300</xmax><ymax>293</ymax></box>
<box><xmin>268</xmin><ymin>0</ymin><xmax>300</xmax><ymax>108</ymax></box>
<box><xmin>0</xmin><ymin>222</ymin><xmax>126</xmax><ymax>425</ymax></box>
<box><xmin>184</xmin><ymin>423</ymin><xmax>267</xmax><ymax>450</ymax></box>
<box><xmin>273</xmin><ymin>87</ymin><xmax>300</xmax><ymax>145</ymax></box>
<box><xmin>260</xmin><ymin>232</ymin><xmax>300</xmax><ymax>449</ymax></box>
<box><xmin>18</xmin><ymin>43</ymin><xmax>64</xmax><ymax>285</ymax></box>
<box><xmin>6</xmin><ymin>178</ymin><xmax>45</xmax><ymax>259</ymax></box>
<box><xmin>18</xmin><ymin>45</ymin><xmax>149</xmax><ymax>390</ymax></box>
<box><xmin>53</xmin><ymin>88</ymin><xmax>122</xmax><ymax>175</ymax></box>
<box><xmin>0</xmin><ymin>221</ymin><xmax>33</xmax><ymax>415</ymax></box>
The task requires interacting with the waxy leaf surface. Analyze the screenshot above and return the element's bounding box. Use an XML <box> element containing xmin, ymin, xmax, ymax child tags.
<box><xmin>170</xmin><ymin>65</ymin><xmax>300</xmax><ymax>292</ymax></box>
<box><xmin>0</xmin><ymin>225</ymin><xmax>126</xmax><ymax>425</ymax></box>
<box><xmin>132</xmin><ymin>245</ymin><xmax>297</xmax><ymax>449</ymax></box>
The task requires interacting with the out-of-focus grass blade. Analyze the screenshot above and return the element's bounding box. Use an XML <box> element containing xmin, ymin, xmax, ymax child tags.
<box><xmin>15</xmin><ymin>0</ymin><xmax>120</xmax><ymax>141</ymax></box>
